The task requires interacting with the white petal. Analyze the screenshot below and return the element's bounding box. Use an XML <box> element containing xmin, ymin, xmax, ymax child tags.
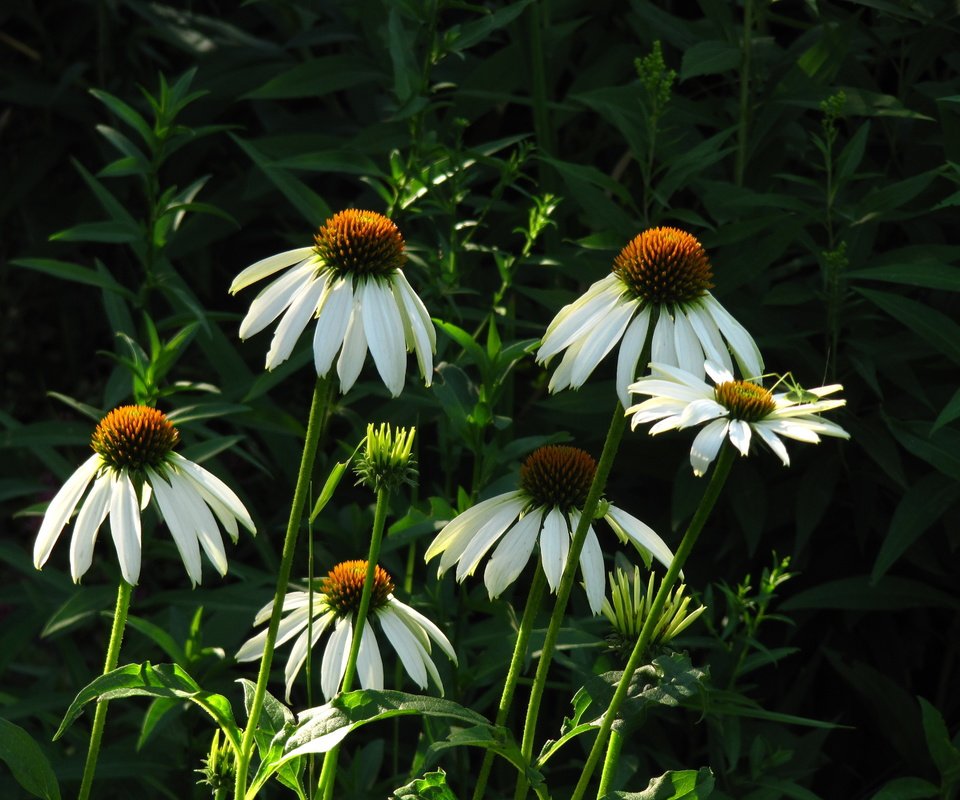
<box><xmin>676</xmin><ymin>398</ymin><xmax>728</xmax><ymax>430</ymax></box>
<box><xmin>230</xmin><ymin>247</ymin><xmax>316</xmax><ymax>294</ymax></box>
<box><xmin>572</xmin><ymin>511</ymin><xmax>604</xmax><ymax>615</ymax></box>
<box><xmin>615</xmin><ymin>308</ymin><xmax>651</xmax><ymax>408</ymax></box>
<box><xmin>760</xmin><ymin>418</ymin><xmax>822</xmax><ymax>443</ymax></box>
<box><xmin>362</xmin><ymin>280</ymin><xmax>407</xmax><ymax>396</ymax></box>
<box><xmin>69</xmin><ymin>473</ymin><xmax>113</xmax><ymax>582</ymax></box>
<box><xmin>356</xmin><ymin>623</ymin><xmax>384</xmax><ymax>690</ymax></box>
<box><xmin>281</xmin><ymin>611</ymin><xmax>337</xmax><ymax>703</ymax></box>
<box><xmin>673</xmin><ymin>309</ymin><xmax>706</xmax><ymax>377</ymax></box>
<box><xmin>452</xmin><ymin>498</ymin><xmax>527</xmax><ymax>581</ymax></box>
<box><xmin>147</xmin><ymin>467</ymin><xmax>203</xmax><ymax>586</ymax></box>
<box><xmin>539</xmin><ymin>506</ymin><xmax>570</xmax><ymax>592</ymax></box>
<box><xmin>568</xmin><ymin>298</ymin><xmax>636</xmax><ymax>388</ymax></box>
<box><xmin>168</xmin><ymin>471</ymin><xmax>228</xmax><ymax>576</ymax></box>
<box><xmin>168</xmin><ymin>453</ymin><xmax>256</xmax><ymax>534</ymax></box>
<box><xmin>426</xmin><ymin>492</ymin><xmax>525</xmax><ymax>571</ymax></box>
<box><xmin>391</xmin><ymin>275</ymin><xmax>434</xmax><ymax>386</ymax></box>
<box><xmin>109</xmin><ymin>471</ymin><xmax>142</xmax><ymax>585</ymax></box>
<box><xmin>34</xmin><ymin>454</ymin><xmax>100</xmax><ymax>569</ymax></box>
<box><xmin>604</xmin><ymin>506</ymin><xmax>675</xmax><ymax>572</ymax></box>
<box><xmin>393</xmin><ymin>270</ymin><xmax>436</xmax><ymax>349</ymax></box>
<box><xmin>264</xmin><ymin>271</ymin><xmax>328</xmax><ymax>370</ymax></box>
<box><xmin>336</xmin><ymin>300</ymin><xmax>368</xmax><ymax>394</ymax></box>
<box><xmin>386</xmin><ymin>598</ymin><xmax>457</xmax><ymax>664</ymax></box>
<box><xmin>546</xmin><ymin>338</ymin><xmax>582</xmax><ymax>394</ymax></box>
<box><xmin>252</xmin><ymin>591</ymin><xmax>312</xmax><ymax>626</ymax></box>
<box><xmin>378</xmin><ymin>607</ymin><xmax>429</xmax><ymax>689</ymax></box>
<box><xmin>238</xmin><ymin>262</ymin><xmax>317</xmax><ymax>340</ymax></box>
<box><xmin>685</xmin><ymin>302</ymin><xmax>733</xmax><ymax>374</ymax></box>
<box><xmin>538</xmin><ymin>276</ymin><xmax>625</xmax><ymax>360</ymax></box>
<box><xmin>701</xmin><ymin>294</ymin><xmax>763</xmax><ymax>380</ymax></box>
<box><xmin>483</xmin><ymin>510</ymin><xmax>543</xmax><ymax>599</ymax></box>
<box><xmin>727</xmin><ymin>419</ymin><xmax>753</xmax><ymax>456</ymax></box>
<box><xmin>690</xmin><ymin>419</ymin><xmax>730</xmax><ymax>477</ymax></box>
<box><xmin>312</xmin><ymin>277</ymin><xmax>354</xmax><ymax>377</ymax></box>
<box><xmin>140</xmin><ymin>482</ymin><xmax>152</xmax><ymax>510</ymax></box>
<box><xmin>651</xmin><ymin>311</ymin><xmax>677</xmax><ymax>366</ymax></box>
<box><xmin>321</xmin><ymin>615</ymin><xmax>353</xmax><ymax>700</ymax></box>
<box><xmin>704</xmin><ymin>360</ymin><xmax>735</xmax><ymax>386</ymax></box>
<box><xmin>753</xmin><ymin>424</ymin><xmax>791</xmax><ymax>467</ymax></box>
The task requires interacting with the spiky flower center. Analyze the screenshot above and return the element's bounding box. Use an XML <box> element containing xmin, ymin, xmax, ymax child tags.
<box><xmin>321</xmin><ymin>560</ymin><xmax>394</xmax><ymax>616</ymax></box>
<box><xmin>519</xmin><ymin>445</ymin><xmax>596</xmax><ymax>511</ymax></box>
<box><xmin>715</xmin><ymin>380</ymin><xmax>776</xmax><ymax>422</ymax></box>
<box><xmin>612</xmin><ymin>227</ymin><xmax>714</xmax><ymax>304</ymax></box>
<box><xmin>90</xmin><ymin>405</ymin><xmax>179</xmax><ymax>472</ymax></box>
<box><xmin>313</xmin><ymin>209</ymin><xmax>406</xmax><ymax>279</ymax></box>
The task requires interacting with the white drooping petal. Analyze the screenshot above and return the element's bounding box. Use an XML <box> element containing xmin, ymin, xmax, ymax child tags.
<box><xmin>109</xmin><ymin>471</ymin><xmax>142</xmax><ymax>585</ymax></box>
<box><xmin>572</xmin><ymin>510</ymin><xmax>604</xmax><ymax>615</ymax></box>
<box><xmin>378</xmin><ymin>606</ymin><xmax>429</xmax><ymax>689</ymax></box>
<box><xmin>321</xmin><ymin>614</ymin><xmax>353</xmax><ymax>700</ymax></box>
<box><xmin>675</xmin><ymin>398</ymin><xmax>728</xmax><ymax>430</ymax></box>
<box><xmin>387</xmin><ymin>598</ymin><xmax>457</xmax><ymax>664</ymax></box>
<box><xmin>279</xmin><ymin>610</ymin><xmax>337</xmax><ymax>701</ymax></box>
<box><xmin>685</xmin><ymin>301</ymin><xmax>733</xmax><ymax>374</ymax></box>
<box><xmin>230</xmin><ymin>247</ymin><xmax>316</xmax><ymax>294</ymax></box>
<box><xmin>483</xmin><ymin>510</ymin><xmax>543</xmax><ymax>599</ymax></box>
<box><xmin>312</xmin><ymin>277</ymin><xmax>354</xmax><ymax>377</ymax></box>
<box><xmin>264</xmin><ymin>271</ymin><xmax>328</xmax><ymax>370</ymax></box>
<box><xmin>453</xmin><ymin>498</ymin><xmax>527</xmax><ymax>581</ymax></box>
<box><xmin>147</xmin><ymin>467</ymin><xmax>203</xmax><ymax>586</ymax></box>
<box><xmin>701</xmin><ymin>294</ymin><xmax>763</xmax><ymax>380</ymax></box>
<box><xmin>547</xmin><ymin>337</ymin><xmax>584</xmax><ymax>394</ymax></box>
<box><xmin>568</xmin><ymin>298</ymin><xmax>636</xmax><ymax>388</ymax></box>
<box><xmin>752</xmin><ymin>424</ymin><xmax>791</xmax><ymax>467</ymax></box>
<box><xmin>615</xmin><ymin>308</ymin><xmax>652</xmax><ymax>408</ymax></box>
<box><xmin>168</xmin><ymin>470</ymin><xmax>228</xmax><ymax>576</ymax></box>
<box><xmin>362</xmin><ymin>279</ymin><xmax>407</xmax><ymax>397</ymax></box>
<box><xmin>337</xmin><ymin>300</ymin><xmax>368</xmax><ymax>394</ymax></box>
<box><xmin>169</xmin><ymin>453</ymin><xmax>256</xmax><ymax>535</ymax></box>
<box><xmin>651</xmin><ymin>311</ymin><xmax>678</xmax><ymax>366</ymax></box>
<box><xmin>393</xmin><ymin>270</ymin><xmax>436</xmax><ymax>349</ymax></box>
<box><xmin>538</xmin><ymin>275</ymin><xmax>624</xmax><ymax>359</ymax></box>
<box><xmin>672</xmin><ymin>308</ymin><xmax>706</xmax><ymax>377</ymax></box>
<box><xmin>69</xmin><ymin>473</ymin><xmax>113</xmax><ymax>582</ymax></box>
<box><xmin>690</xmin><ymin>418</ymin><xmax>730</xmax><ymax>476</ymax></box>
<box><xmin>727</xmin><ymin>418</ymin><xmax>753</xmax><ymax>456</ymax></box>
<box><xmin>34</xmin><ymin>454</ymin><xmax>100</xmax><ymax>569</ymax></box>
<box><xmin>703</xmin><ymin>360</ymin><xmax>735</xmax><ymax>386</ymax></box>
<box><xmin>428</xmin><ymin>492</ymin><xmax>525</xmax><ymax>575</ymax></box>
<box><xmin>391</xmin><ymin>274</ymin><xmax>435</xmax><ymax>385</ymax></box>
<box><xmin>604</xmin><ymin>506</ymin><xmax>675</xmax><ymax>573</ymax></box>
<box><xmin>356</xmin><ymin>622</ymin><xmax>384</xmax><ymax>691</ymax></box>
<box><xmin>238</xmin><ymin>262</ymin><xmax>317</xmax><ymax>340</ymax></box>
<box><xmin>539</xmin><ymin>506</ymin><xmax>570</xmax><ymax>592</ymax></box>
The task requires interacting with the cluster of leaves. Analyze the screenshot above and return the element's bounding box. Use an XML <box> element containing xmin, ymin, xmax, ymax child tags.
<box><xmin>1</xmin><ymin>0</ymin><xmax>958</xmax><ymax>798</ymax></box>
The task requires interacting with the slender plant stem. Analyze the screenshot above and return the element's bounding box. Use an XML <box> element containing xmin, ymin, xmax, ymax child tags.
<box><xmin>233</xmin><ymin>375</ymin><xmax>332</xmax><ymax>800</ymax></box>
<box><xmin>572</xmin><ymin>445</ymin><xmax>736</xmax><ymax>800</ymax></box>
<box><xmin>306</xmin><ymin>491</ymin><xmax>317</xmax><ymax>792</ymax></box>
<box><xmin>514</xmin><ymin>405</ymin><xmax>628</xmax><ymax>800</ymax></box>
<box><xmin>318</xmin><ymin>487</ymin><xmax>391</xmax><ymax>800</ymax></box>
<box><xmin>528</xmin><ymin>0</ymin><xmax>554</xmax><ymax>179</ymax></box>
<box><xmin>735</xmin><ymin>0</ymin><xmax>754</xmax><ymax>187</ymax></box>
<box><xmin>472</xmin><ymin>567</ymin><xmax>548</xmax><ymax>800</ymax></box>
<box><xmin>597</xmin><ymin>729</ymin><xmax>624</xmax><ymax>796</ymax></box>
<box><xmin>77</xmin><ymin>580</ymin><xmax>133</xmax><ymax>800</ymax></box>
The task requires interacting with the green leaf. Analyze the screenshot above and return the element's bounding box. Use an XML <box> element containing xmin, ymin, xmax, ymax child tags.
<box><xmin>782</xmin><ymin>575</ymin><xmax>960</xmax><ymax>611</ymax></box>
<box><xmin>680</xmin><ymin>40</ymin><xmax>740</xmax><ymax>80</ymax></box>
<box><xmin>846</xmin><ymin>262</ymin><xmax>960</xmax><ymax>292</ymax></box>
<box><xmin>449</xmin><ymin>1</ymin><xmax>533</xmax><ymax>52</ymax></box>
<box><xmin>932</xmin><ymin>387</ymin><xmax>960</xmax><ymax>432</ymax></box>
<box><xmin>435</xmin><ymin>320</ymin><xmax>489</xmax><ymax>376</ymax></box>
<box><xmin>871</xmin><ymin>473</ymin><xmax>960</xmax><ymax>581</ymax></box>
<box><xmin>244</xmin><ymin>55</ymin><xmax>381</xmax><ymax>99</ymax></box>
<box><xmin>89</xmin><ymin>88</ymin><xmax>154</xmax><ymax>145</ymax></box>
<box><xmin>607</xmin><ymin>767</ymin><xmax>714</xmax><ymax>799</ymax></box>
<box><xmin>870</xmin><ymin>777</ymin><xmax>939</xmax><ymax>800</ymax></box>
<box><xmin>50</xmin><ymin>220</ymin><xmax>141</xmax><ymax>244</ymax></box>
<box><xmin>54</xmin><ymin>662</ymin><xmax>240</xmax><ymax>750</ymax></box>
<box><xmin>122</xmin><ymin>614</ymin><xmax>188</xmax><ymax>664</ymax></box>
<box><xmin>137</xmin><ymin>697</ymin><xmax>181</xmax><ymax>751</ymax></box>
<box><xmin>0</xmin><ymin>718</ymin><xmax>61</xmax><ymax>800</ymax></box>
<box><xmin>394</xmin><ymin>768</ymin><xmax>459</xmax><ymax>799</ymax></box>
<box><xmin>918</xmin><ymin>697</ymin><xmax>960</xmax><ymax>785</ymax></box>
<box><xmin>889</xmin><ymin>421</ymin><xmax>960</xmax><ymax>482</ymax></box>
<box><xmin>309</xmin><ymin>441</ymin><xmax>363</xmax><ymax>522</ymax></box>
<box><xmin>836</xmin><ymin>122</ymin><xmax>870</xmax><ymax>183</ymax></box>
<box><xmin>858</xmin><ymin>288</ymin><xmax>960</xmax><ymax>365</ymax></box>
<box><xmin>13</xmin><ymin>257</ymin><xmax>132</xmax><ymax>297</ymax></box>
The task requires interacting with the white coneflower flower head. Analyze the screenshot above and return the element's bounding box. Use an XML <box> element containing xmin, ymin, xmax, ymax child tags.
<box><xmin>236</xmin><ymin>560</ymin><xmax>456</xmax><ymax>702</ymax></box>
<box><xmin>229</xmin><ymin>209</ymin><xmax>436</xmax><ymax>397</ymax></box>
<box><xmin>627</xmin><ymin>361</ymin><xmax>849</xmax><ymax>476</ymax></box>
<box><xmin>33</xmin><ymin>405</ymin><xmax>255</xmax><ymax>586</ymax></box>
<box><xmin>537</xmin><ymin>227</ymin><xmax>763</xmax><ymax>406</ymax></box>
<box><xmin>424</xmin><ymin>445</ymin><xmax>676</xmax><ymax>615</ymax></box>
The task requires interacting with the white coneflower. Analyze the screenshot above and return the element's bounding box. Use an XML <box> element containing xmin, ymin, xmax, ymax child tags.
<box><xmin>236</xmin><ymin>561</ymin><xmax>456</xmax><ymax>702</ymax></box>
<box><xmin>34</xmin><ymin>405</ymin><xmax>255</xmax><ymax>586</ymax></box>
<box><xmin>424</xmin><ymin>445</ymin><xmax>675</xmax><ymax>615</ymax></box>
<box><xmin>537</xmin><ymin>227</ymin><xmax>763</xmax><ymax>406</ymax></box>
<box><xmin>627</xmin><ymin>362</ymin><xmax>849</xmax><ymax>476</ymax></box>
<box><xmin>229</xmin><ymin>209</ymin><xmax>435</xmax><ymax>397</ymax></box>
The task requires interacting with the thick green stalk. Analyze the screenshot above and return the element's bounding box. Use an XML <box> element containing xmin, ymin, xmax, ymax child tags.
<box><xmin>77</xmin><ymin>580</ymin><xmax>133</xmax><ymax>800</ymax></box>
<box><xmin>597</xmin><ymin>729</ymin><xmax>624</xmax><ymax>796</ymax></box>
<box><xmin>318</xmin><ymin>487</ymin><xmax>391</xmax><ymax>800</ymax></box>
<box><xmin>573</xmin><ymin>445</ymin><xmax>736</xmax><ymax>800</ymax></box>
<box><xmin>514</xmin><ymin>405</ymin><xmax>628</xmax><ymax>800</ymax></box>
<box><xmin>472</xmin><ymin>567</ymin><xmax>548</xmax><ymax>800</ymax></box>
<box><xmin>233</xmin><ymin>375</ymin><xmax>332</xmax><ymax>800</ymax></box>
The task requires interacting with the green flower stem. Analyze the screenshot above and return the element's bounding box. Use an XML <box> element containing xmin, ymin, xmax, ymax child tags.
<box><xmin>597</xmin><ymin>729</ymin><xmax>624</xmax><ymax>796</ymax></box>
<box><xmin>77</xmin><ymin>580</ymin><xmax>133</xmax><ymax>800</ymax></box>
<box><xmin>233</xmin><ymin>375</ymin><xmax>332</xmax><ymax>800</ymax></box>
<box><xmin>514</xmin><ymin>404</ymin><xmax>628</xmax><ymax>800</ymax></box>
<box><xmin>318</xmin><ymin>486</ymin><xmax>391</xmax><ymax>800</ymax></box>
<box><xmin>735</xmin><ymin>0</ymin><xmax>754</xmax><ymax>187</ymax></box>
<box><xmin>472</xmin><ymin>566</ymin><xmax>548</xmax><ymax>800</ymax></box>
<box><xmin>573</xmin><ymin>444</ymin><xmax>736</xmax><ymax>800</ymax></box>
